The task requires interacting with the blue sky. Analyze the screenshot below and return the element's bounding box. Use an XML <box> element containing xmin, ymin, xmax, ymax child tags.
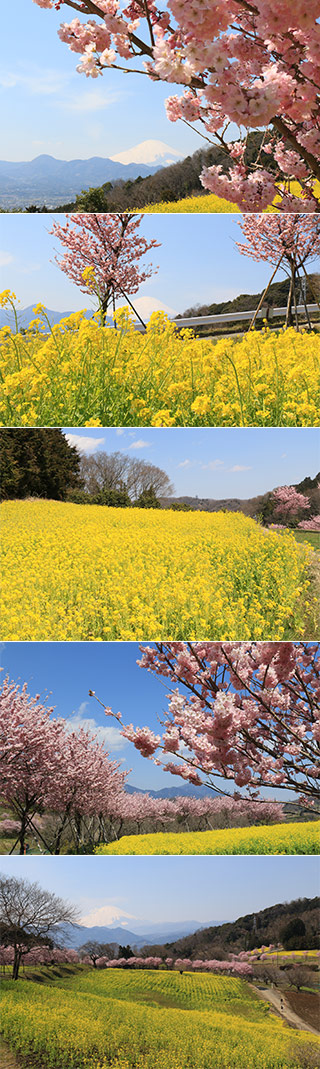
<box><xmin>63</xmin><ymin>427</ymin><xmax>319</xmax><ymax>499</ymax></box>
<box><xmin>1</xmin><ymin>640</ymin><xmax>318</xmax><ymax>801</ymax></box>
<box><xmin>0</xmin><ymin>213</ymin><xmax>308</xmax><ymax>321</ymax></box>
<box><xmin>0</xmin><ymin>641</ymin><xmax>171</xmax><ymax>792</ymax></box>
<box><xmin>1</xmin><ymin>1</ymin><xmax>203</xmax><ymax>162</ymax></box>
<box><xmin>0</xmin><ymin>855</ymin><xmax>318</xmax><ymax>926</ymax></box>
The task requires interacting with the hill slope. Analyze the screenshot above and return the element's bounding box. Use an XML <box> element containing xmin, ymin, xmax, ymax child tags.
<box><xmin>178</xmin><ymin>274</ymin><xmax>320</xmax><ymax>319</ymax></box>
<box><xmin>161</xmin><ymin>472</ymin><xmax>320</xmax><ymax>519</ymax></box>
<box><xmin>153</xmin><ymin>897</ymin><xmax>320</xmax><ymax>956</ymax></box>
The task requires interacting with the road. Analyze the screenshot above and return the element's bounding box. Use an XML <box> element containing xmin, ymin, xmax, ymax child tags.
<box><xmin>0</xmin><ymin>1038</ymin><xmax>21</xmax><ymax>1069</ymax></box>
<box><xmin>252</xmin><ymin>984</ymin><xmax>320</xmax><ymax>1037</ymax></box>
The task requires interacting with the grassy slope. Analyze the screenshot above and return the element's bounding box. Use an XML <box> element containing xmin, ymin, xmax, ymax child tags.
<box><xmin>292</xmin><ymin>531</ymin><xmax>320</xmax><ymax>550</ymax></box>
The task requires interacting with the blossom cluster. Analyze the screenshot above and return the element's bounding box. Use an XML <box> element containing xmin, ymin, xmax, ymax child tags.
<box><xmin>31</xmin><ymin>1</ymin><xmax>320</xmax><ymax>210</ymax></box>
<box><xmin>51</xmin><ymin>213</ymin><xmax>159</xmax><ymax>312</ymax></box>
<box><xmin>104</xmin><ymin>642</ymin><xmax>320</xmax><ymax>804</ymax></box>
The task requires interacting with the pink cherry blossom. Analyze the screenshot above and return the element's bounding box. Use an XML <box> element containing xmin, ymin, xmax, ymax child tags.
<box><xmin>51</xmin><ymin>213</ymin><xmax>159</xmax><ymax>321</ymax></box>
<box><xmin>102</xmin><ymin>642</ymin><xmax>320</xmax><ymax>805</ymax></box>
<box><xmin>32</xmin><ymin>1</ymin><xmax>320</xmax><ymax>211</ymax></box>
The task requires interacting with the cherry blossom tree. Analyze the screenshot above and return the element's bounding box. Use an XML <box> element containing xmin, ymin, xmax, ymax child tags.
<box><xmin>272</xmin><ymin>486</ymin><xmax>311</xmax><ymax>525</ymax></box>
<box><xmin>96</xmin><ymin>642</ymin><xmax>320</xmax><ymax>805</ymax></box>
<box><xmin>94</xmin><ymin>952</ymin><xmax>254</xmax><ymax>975</ymax></box>
<box><xmin>237</xmin><ymin>216</ymin><xmax>320</xmax><ymax>328</ymax></box>
<box><xmin>298</xmin><ymin>515</ymin><xmax>320</xmax><ymax>532</ymax></box>
<box><xmin>0</xmin><ymin>677</ymin><xmax>127</xmax><ymax>855</ymax></box>
<box><xmin>50</xmin><ymin>213</ymin><xmax>159</xmax><ymax>324</ymax></box>
<box><xmin>32</xmin><ymin>2</ymin><xmax>320</xmax><ymax>212</ymax></box>
<box><xmin>98</xmin><ymin>790</ymin><xmax>284</xmax><ymax>840</ymax></box>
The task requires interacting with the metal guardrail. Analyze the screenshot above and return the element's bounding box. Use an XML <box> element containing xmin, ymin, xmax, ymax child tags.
<box><xmin>172</xmin><ymin>304</ymin><xmax>319</xmax><ymax>328</ymax></box>
<box><xmin>134</xmin><ymin>304</ymin><xmax>318</xmax><ymax>331</ymax></box>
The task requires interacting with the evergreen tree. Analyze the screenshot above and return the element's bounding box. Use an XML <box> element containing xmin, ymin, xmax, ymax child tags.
<box><xmin>135</xmin><ymin>485</ymin><xmax>161</xmax><ymax>509</ymax></box>
<box><xmin>0</xmin><ymin>429</ymin><xmax>81</xmax><ymax>501</ymax></box>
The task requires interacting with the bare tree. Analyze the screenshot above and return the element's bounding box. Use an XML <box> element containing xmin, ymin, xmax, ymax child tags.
<box><xmin>286</xmin><ymin>967</ymin><xmax>313</xmax><ymax>991</ymax></box>
<box><xmin>0</xmin><ymin>875</ymin><xmax>79</xmax><ymax>980</ymax></box>
<box><xmin>78</xmin><ymin>940</ymin><xmax>119</xmax><ymax>966</ymax></box>
<box><xmin>79</xmin><ymin>452</ymin><xmax>174</xmax><ymax>501</ymax></box>
<box><xmin>127</xmin><ymin>459</ymin><xmax>174</xmax><ymax>501</ymax></box>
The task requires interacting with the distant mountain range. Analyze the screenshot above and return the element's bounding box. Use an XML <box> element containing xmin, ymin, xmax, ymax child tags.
<box><xmin>0</xmin><ymin>306</ymin><xmax>114</xmax><ymax>330</ymax></box>
<box><xmin>161</xmin><ymin>472</ymin><xmax>320</xmax><ymax>518</ymax></box>
<box><xmin>0</xmin><ymin>142</ymin><xmax>182</xmax><ymax>209</ymax></box>
<box><xmin>125</xmin><ymin>784</ymin><xmax>217</xmax><ymax>799</ymax></box>
<box><xmin>60</xmin><ymin>919</ymin><xmax>225</xmax><ymax>950</ymax></box>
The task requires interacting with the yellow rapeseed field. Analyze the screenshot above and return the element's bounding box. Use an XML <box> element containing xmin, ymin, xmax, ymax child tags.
<box><xmin>1</xmin><ymin>970</ymin><xmax>319</xmax><ymax>1069</ymax></box>
<box><xmin>0</xmin><ymin>501</ymin><xmax>315</xmax><ymax>641</ymax></box>
<box><xmin>96</xmin><ymin>820</ymin><xmax>320</xmax><ymax>855</ymax></box>
<box><xmin>141</xmin><ymin>181</ymin><xmax>320</xmax><ymax>214</ymax></box>
<box><xmin>0</xmin><ymin>299</ymin><xmax>319</xmax><ymax>427</ymax></box>
<box><xmin>141</xmin><ymin>192</ymin><xmax>240</xmax><ymax>212</ymax></box>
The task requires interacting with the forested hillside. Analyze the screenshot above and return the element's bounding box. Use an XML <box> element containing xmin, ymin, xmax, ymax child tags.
<box><xmin>142</xmin><ymin>898</ymin><xmax>320</xmax><ymax>958</ymax></box>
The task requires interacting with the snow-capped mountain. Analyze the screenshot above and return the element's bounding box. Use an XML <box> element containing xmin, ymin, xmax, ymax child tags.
<box><xmin>110</xmin><ymin>139</ymin><xmax>182</xmax><ymax>167</ymax></box>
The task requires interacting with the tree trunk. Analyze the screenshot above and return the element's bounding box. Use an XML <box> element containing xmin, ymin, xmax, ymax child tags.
<box><xmin>19</xmin><ymin>814</ymin><xmax>27</xmax><ymax>856</ymax></box>
<box><xmin>101</xmin><ymin>289</ymin><xmax>111</xmax><ymax>326</ymax></box>
<box><xmin>249</xmin><ymin>253</ymin><xmax>285</xmax><ymax>330</ymax></box>
<box><xmin>292</xmin><ymin>264</ymin><xmax>299</xmax><ymax>330</ymax></box>
<box><xmin>285</xmin><ymin>273</ymin><xmax>294</xmax><ymax>328</ymax></box>
<box><xmin>12</xmin><ymin>948</ymin><xmax>21</xmax><ymax>981</ymax></box>
<box><xmin>296</xmin><ymin>268</ymin><xmax>312</xmax><ymax>330</ymax></box>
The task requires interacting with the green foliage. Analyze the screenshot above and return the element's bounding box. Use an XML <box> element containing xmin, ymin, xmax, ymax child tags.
<box><xmin>118</xmin><ymin>945</ymin><xmax>135</xmax><ymax>960</ymax></box>
<box><xmin>0</xmin><ymin>429</ymin><xmax>81</xmax><ymax>501</ymax></box>
<box><xmin>281</xmin><ymin>917</ymin><xmax>307</xmax><ymax>951</ymax></box>
<box><xmin>134</xmin><ymin>485</ymin><xmax>161</xmax><ymax>509</ymax></box>
<box><xmin>94</xmin><ymin>485</ymin><xmax>132</xmax><ymax>508</ymax></box>
<box><xmin>170</xmin><ymin>502</ymin><xmax>195</xmax><ymax>511</ymax></box>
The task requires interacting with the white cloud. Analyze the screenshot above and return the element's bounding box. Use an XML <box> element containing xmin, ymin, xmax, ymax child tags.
<box><xmin>65</xmin><ymin>434</ymin><xmax>105</xmax><ymax>455</ymax></box>
<box><xmin>201</xmin><ymin>460</ymin><xmax>224</xmax><ymax>471</ymax></box>
<box><xmin>177</xmin><ymin>459</ymin><xmax>192</xmax><ymax>469</ymax></box>
<box><xmin>229</xmin><ymin>465</ymin><xmax>252</xmax><ymax>472</ymax></box>
<box><xmin>31</xmin><ymin>139</ymin><xmax>64</xmax><ymax>155</ymax></box>
<box><xmin>1</xmin><ymin>66</ymin><xmax>69</xmax><ymax>97</ymax></box>
<box><xmin>0</xmin><ymin>251</ymin><xmax>14</xmax><ymax>268</ymax></box>
<box><xmin>65</xmin><ymin>703</ymin><xmax>127</xmax><ymax>752</ymax></box>
<box><xmin>65</xmin><ymin>90</ymin><xmax>124</xmax><ymax>113</ymax></box>
<box><xmin>80</xmin><ymin>904</ymin><xmax>136</xmax><ymax>927</ymax></box>
<box><xmin>0</xmin><ymin>74</ymin><xmax>17</xmax><ymax>89</ymax></box>
<box><xmin>281</xmin><ymin>453</ymin><xmax>287</xmax><ymax>459</ymax></box>
<box><xmin>115</xmin><ymin>428</ymin><xmax>125</xmax><ymax>436</ymax></box>
<box><xmin>128</xmin><ymin>440</ymin><xmax>151</xmax><ymax>450</ymax></box>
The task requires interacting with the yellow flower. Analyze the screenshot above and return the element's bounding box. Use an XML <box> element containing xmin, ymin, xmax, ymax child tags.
<box><xmin>0</xmin><ymin>501</ymin><xmax>314</xmax><ymax>641</ymax></box>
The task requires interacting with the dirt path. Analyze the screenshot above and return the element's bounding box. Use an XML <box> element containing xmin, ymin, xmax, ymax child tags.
<box><xmin>252</xmin><ymin>985</ymin><xmax>320</xmax><ymax>1037</ymax></box>
<box><xmin>0</xmin><ymin>1038</ymin><xmax>22</xmax><ymax>1069</ymax></box>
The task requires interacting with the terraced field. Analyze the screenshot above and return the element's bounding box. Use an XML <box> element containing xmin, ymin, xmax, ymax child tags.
<box><xmin>1</xmin><ymin>969</ymin><xmax>319</xmax><ymax>1069</ymax></box>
